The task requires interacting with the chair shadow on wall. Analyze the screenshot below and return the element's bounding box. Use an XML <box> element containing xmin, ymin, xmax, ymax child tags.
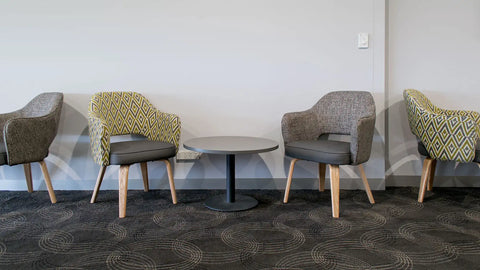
<box><xmin>47</xmin><ymin>100</ymin><xmax>95</xmax><ymax>189</ymax></box>
<box><xmin>184</xmin><ymin>154</ymin><xmax>273</xmax><ymax>182</ymax></box>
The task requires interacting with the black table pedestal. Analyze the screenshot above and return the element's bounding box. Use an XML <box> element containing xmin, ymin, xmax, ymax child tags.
<box><xmin>204</xmin><ymin>154</ymin><xmax>258</xmax><ymax>211</ymax></box>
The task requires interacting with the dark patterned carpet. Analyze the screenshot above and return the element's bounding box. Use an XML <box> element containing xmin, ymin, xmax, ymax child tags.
<box><xmin>1</xmin><ymin>187</ymin><xmax>480</xmax><ymax>269</ymax></box>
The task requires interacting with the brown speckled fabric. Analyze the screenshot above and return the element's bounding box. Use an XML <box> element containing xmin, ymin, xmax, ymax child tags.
<box><xmin>0</xmin><ymin>92</ymin><xmax>63</xmax><ymax>165</ymax></box>
<box><xmin>281</xmin><ymin>91</ymin><xmax>376</xmax><ymax>165</ymax></box>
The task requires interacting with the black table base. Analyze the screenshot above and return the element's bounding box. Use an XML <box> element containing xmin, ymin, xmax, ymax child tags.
<box><xmin>204</xmin><ymin>194</ymin><xmax>258</xmax><ymax>212</ymax></box>
<box><xmin>204</xmin><ymin>154</ymin><xmax>258</xmax><ymax>211</ymax></box>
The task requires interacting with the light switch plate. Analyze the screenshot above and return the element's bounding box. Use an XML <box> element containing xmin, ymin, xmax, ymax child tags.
<box><xmin>358</xmin><ymin>33</ymin><xmax>369</xmax><ymax>49</ymax></box>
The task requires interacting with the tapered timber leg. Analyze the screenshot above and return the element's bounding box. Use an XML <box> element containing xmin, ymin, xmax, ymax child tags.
<box><xmin>427</xmin><ymin>160</ymin><xmax>437</xmax><ymax>191</ymax></box>
<box><xmin>140</xmin><ymin>162</ymin><xmax>149</xmax><ymax>192</ymax></box>
<box><xmin>119</xmin><ymin>165</ymin><xmax>130</xmax><ymax>218</ymax></box>
<box><xmin>329</xmin><ymin>164</ymin><xmax>340</xmax><ymax>218</ymax></box>
<box><xmin>163</xmin><ymin>160</ymin><xmax>177</xmax><ymax>204</ymax></box>
<box><xmin>90</xmin><ymin>166</ymin><xmax>107</xmax><ymax>203</ymax></box>
<box><xmin>318</xmin><ymin>163</ymin><xmax>326</xmax><ymax>192</ymax></box>
<box><xmin>283</xmin><ymin>159</ymin><xmax>299</xmax><ymax>203</ymax></box>
<box><xmin>418</xmin><ymin>158</ymin><xmax>434</xmax><ymax>203</ymax></box>
<box><xmin>23</xmin><ymin>163</ymin><xmax>33</xmax><ymax>193</ymax></box>
<box><xmin>39</xmin><ymin>160</ymin><xmax>57</xmax><ymax>204</ymax></box>
<box><xmin>358</xmin><ymin>164</ymin><xmax>375</xmax><ymax>204</ymax></box>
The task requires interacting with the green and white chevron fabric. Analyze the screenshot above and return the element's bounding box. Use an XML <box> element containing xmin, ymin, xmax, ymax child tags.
<box><xmin>404</xmin><ymin>89</ymin><xmax>479</xmax><ymax>163</ymax></box>
<box><xmin>88</xmin><ymin>92</ymin><xmax>181</xmax><ymax>166</ymax></box>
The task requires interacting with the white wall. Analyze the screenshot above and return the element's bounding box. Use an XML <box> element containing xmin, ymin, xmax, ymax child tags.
<box><xmin>1</xmin><ymin>0</ymin><xmax>386</xmax><ymax>191</ymax></box>
<box><xmin>387</xmin><ymin>0</ymin><xmax>480</xmax><ymax>185</ymax></box>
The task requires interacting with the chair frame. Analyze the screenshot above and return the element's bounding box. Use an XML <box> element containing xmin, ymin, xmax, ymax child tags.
<box><xmin>283</xmin><ymin>160</ymin><xmax>374</xmax><ymax>218</ymax></box>
<box><xmin>90</xmin><ymin>160</ymin><xmax>177</xmax><ymax>218</ymax></box>
<box><xmin>22</xmin><ymin>161</ymin><xmax>57</xmax><ymax>203</ymax></box>
<box><xmin>418</xmin><ymin>158</ymin><xmax>480</xmax><ymax>203</ymax></box>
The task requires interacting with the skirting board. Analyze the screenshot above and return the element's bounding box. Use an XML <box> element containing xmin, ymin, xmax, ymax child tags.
<box><xmin>2</xmin><ymin>176</ymin><xmax>480</xmax><ymax>191</ymax></box>
<box><xmin>387</xmin><ymin>175</ymin><xmax>480</xmax><ymax>187</ymax></box>
<box><xmin>0</xmin><ymin>178</ymin><xmax>385</xmax><ymax>191</ymax></box>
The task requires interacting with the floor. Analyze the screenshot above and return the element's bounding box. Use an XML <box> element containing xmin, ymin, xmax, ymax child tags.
<box><xmin>0</xmin><ymin>187</ymin><xmax>479</xmax><ymax>269</ymax></box>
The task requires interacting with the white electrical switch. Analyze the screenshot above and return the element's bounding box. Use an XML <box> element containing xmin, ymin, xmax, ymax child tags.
<box><xmin>358</xmin><ymin>33</ymin><xmax>369</xmax><ymax>49</ymax></box>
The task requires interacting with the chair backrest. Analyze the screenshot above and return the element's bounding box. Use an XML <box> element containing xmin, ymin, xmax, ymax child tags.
<box><xmin>21</xmin><ymin>92</ymin><xmax>64</xmax><ymax>124</ymax></box>
<box><xmin>89</xmin><ymin>92</ymin><xmax>160</xmax><ymax>138</ymax></box>
<box><xmin>404</xmin><ymin>89</ymin><xmax>437</xmax><ymax>138</ymax></box>
<box><xmin>3</xmin><ymin>92</ymin><xmax>63</xmax><ymax>165</ymax></box>
<box><xmin>404</xmin><ymin>89</ymin><xmax>479</xmax><ymax>162</ymax></box>
<box><xmin>312</xmin><ymin>91</ymin><xmax>376</xmax><ymax>136</ymax></box>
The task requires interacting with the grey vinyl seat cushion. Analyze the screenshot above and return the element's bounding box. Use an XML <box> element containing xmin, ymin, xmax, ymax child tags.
<box><xmin>109</xmin><ymin>140</ymin><xmax>176</xmax><ymax>165</ymax></box>
<box><xmin>0</xmin><ymin>144</ymin><xmax>6</xmax><ymax>165</ymax></box>
<box><xmin>285</xmin><ymin>140</ymin><xmax>351</xmax><ymax>165</ymax></box>
<box><xmin>418</xmin><ymin>141</ymin><xmax>480</xmax><ymax>163</ymax></box>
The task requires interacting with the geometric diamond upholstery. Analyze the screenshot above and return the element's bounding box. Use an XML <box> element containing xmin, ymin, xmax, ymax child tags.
<box><xmin>417</xmin><ymin>140</ymin><xmax>480</xmax><ymax>162</ymax></box>
<box><xmin>88</xmin><ymin>92</ymin><xmax>181</xmax><ymax>166</ymax></box>
<box><xmin>404</xmin><ymin>89</ymin><xmax>480</xmax><ymax>163</ymax></box>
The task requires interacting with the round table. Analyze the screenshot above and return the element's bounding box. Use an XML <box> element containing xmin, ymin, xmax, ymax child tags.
<box><xmin>183</xmin><ymin>136</ymin><xmax>279</xmax><ymax>211</ymax></box>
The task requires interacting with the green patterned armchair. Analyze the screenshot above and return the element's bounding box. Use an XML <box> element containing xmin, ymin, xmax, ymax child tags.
<box><xmin>404</xmin><ymin>89</ymin><xmax>480</xmax><ymax>202</ymax></box>
<box><xmin>88</xmin><ymin>92</ymin><xmax>181</xmax><ymax>218</ymax></box>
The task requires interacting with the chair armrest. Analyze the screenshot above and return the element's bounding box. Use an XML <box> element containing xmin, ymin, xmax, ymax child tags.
<box><xmin>0</xmin><ymin>111</ymin><xmax>21</xmax><ymax>144</ymax></box>
<box><xmin>88</xmin><ymin>112</ymin><xmax>111</xmax><ymax>166</ymax></box>
<box><xmin>437</xmin><ymin>108</ymin><xmax>480</xmax><ymax>137</ymax></box>
<box><xmin>281</xmin><ymin>110</ymin><xmax>321</xmax><ymax>144</ymax></box>
<box><xmin>419</xmin><ymin>114</ymin><xmax>478</xmax><ymax>162</ymax></box>
<box><xmin>350</xmin><ymin>114</ymin><xmax>376</xmax><ymax>165</ymax></box>
<box><xmin>3</xmin><ymin>114</ymin><xmax>57</xmax><ymax>165</ymax></box>
<box><xmin>152</xmin><ymin>110</ymin><xmax>181</xmax><ymax>151</ymax></box>
<box><xmin>0</xmin><ymin>111</ymin><xmax>21</xmax><ymax>129</ymax></box>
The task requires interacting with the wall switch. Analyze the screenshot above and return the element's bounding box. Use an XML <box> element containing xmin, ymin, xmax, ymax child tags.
<box><xmin>358</xmin><ymin>33</ymin><xmax>369</xmax><ymax>49</ymax></box>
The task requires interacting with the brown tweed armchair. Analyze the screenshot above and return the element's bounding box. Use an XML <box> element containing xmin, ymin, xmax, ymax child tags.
<box><xmin>282</xmin><ymin>91</ymin><xmax>376</xmax><ymax>218</ymax></box>
<box><xmin>0</xmin><ymin>92</ymin><xmax>63</xmax><ymax>203</ymax></box>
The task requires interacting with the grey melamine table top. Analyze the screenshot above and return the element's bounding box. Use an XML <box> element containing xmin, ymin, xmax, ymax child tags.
<box><xmin>183</xmin><ymin>136</ymin><xmax>279</xmax><ymax>155</ymax></box>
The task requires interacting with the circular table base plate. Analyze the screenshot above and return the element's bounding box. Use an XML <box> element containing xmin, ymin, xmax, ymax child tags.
<box><xmin>204</xmin><ymin>194</ymin><xmax>258</xmax><ymax>212</ymax></box>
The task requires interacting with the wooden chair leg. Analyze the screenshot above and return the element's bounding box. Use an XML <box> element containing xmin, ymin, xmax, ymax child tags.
<box><xmin>39</xmin><ymin>160</ymin><xmax>57</xmax><ymax>204</ymax></box>
<box><xmin>90</xmin><ymin>166</ymin><xmax>107</xmax><ymax>203</ymax></box>
<box><xmin>163</xmin><ymin>160</ymin><xmax>177</xmax><ymax>204</ymax></box>
<box><xmin>358</xmin><ymin>164</ymin><xmax>375</xmax><ymax>204</ymax></box>
<box><xmin>329</xmin><ymin>164</ymin><xmax>340</xmax><ymax>218</ymax></box>
<box><xmin>119</xmin><ymin>165</ymin><xmax>130</xmax><ymax>218</ymax></box>
<box><xmin>318</xmin><ymin>163</ymin><xmax>326</xmax><ymax>192</ymax></box>
<box><xmin>283</xmin><ymin>158</ymin><xmax>299</xmax><ymax>203</ymax></box>
<box><xmin>418</xmin><ymin>158</ymin><xmax>434</xmax><ymax>203</ymax></box>
<box><xmin>140</xmin><ymin>162</ymin><xmax>149</xmax><ymax>192</ymax></box>
<box><xmin>427</xmin><ymin>160</ymin><xmax>437</xmax><ymax>191</ymax></box>
<box><xmin>23</xmin><ymin>163</ymin><xmax>33</xmax><ymax>193</ymax></box>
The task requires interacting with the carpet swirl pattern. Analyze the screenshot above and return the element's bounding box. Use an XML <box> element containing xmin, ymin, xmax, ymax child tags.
<box><xmin>0</xmin><ymin>187</ymin><xmax>479</xmax><ymax>269</ymax></box>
